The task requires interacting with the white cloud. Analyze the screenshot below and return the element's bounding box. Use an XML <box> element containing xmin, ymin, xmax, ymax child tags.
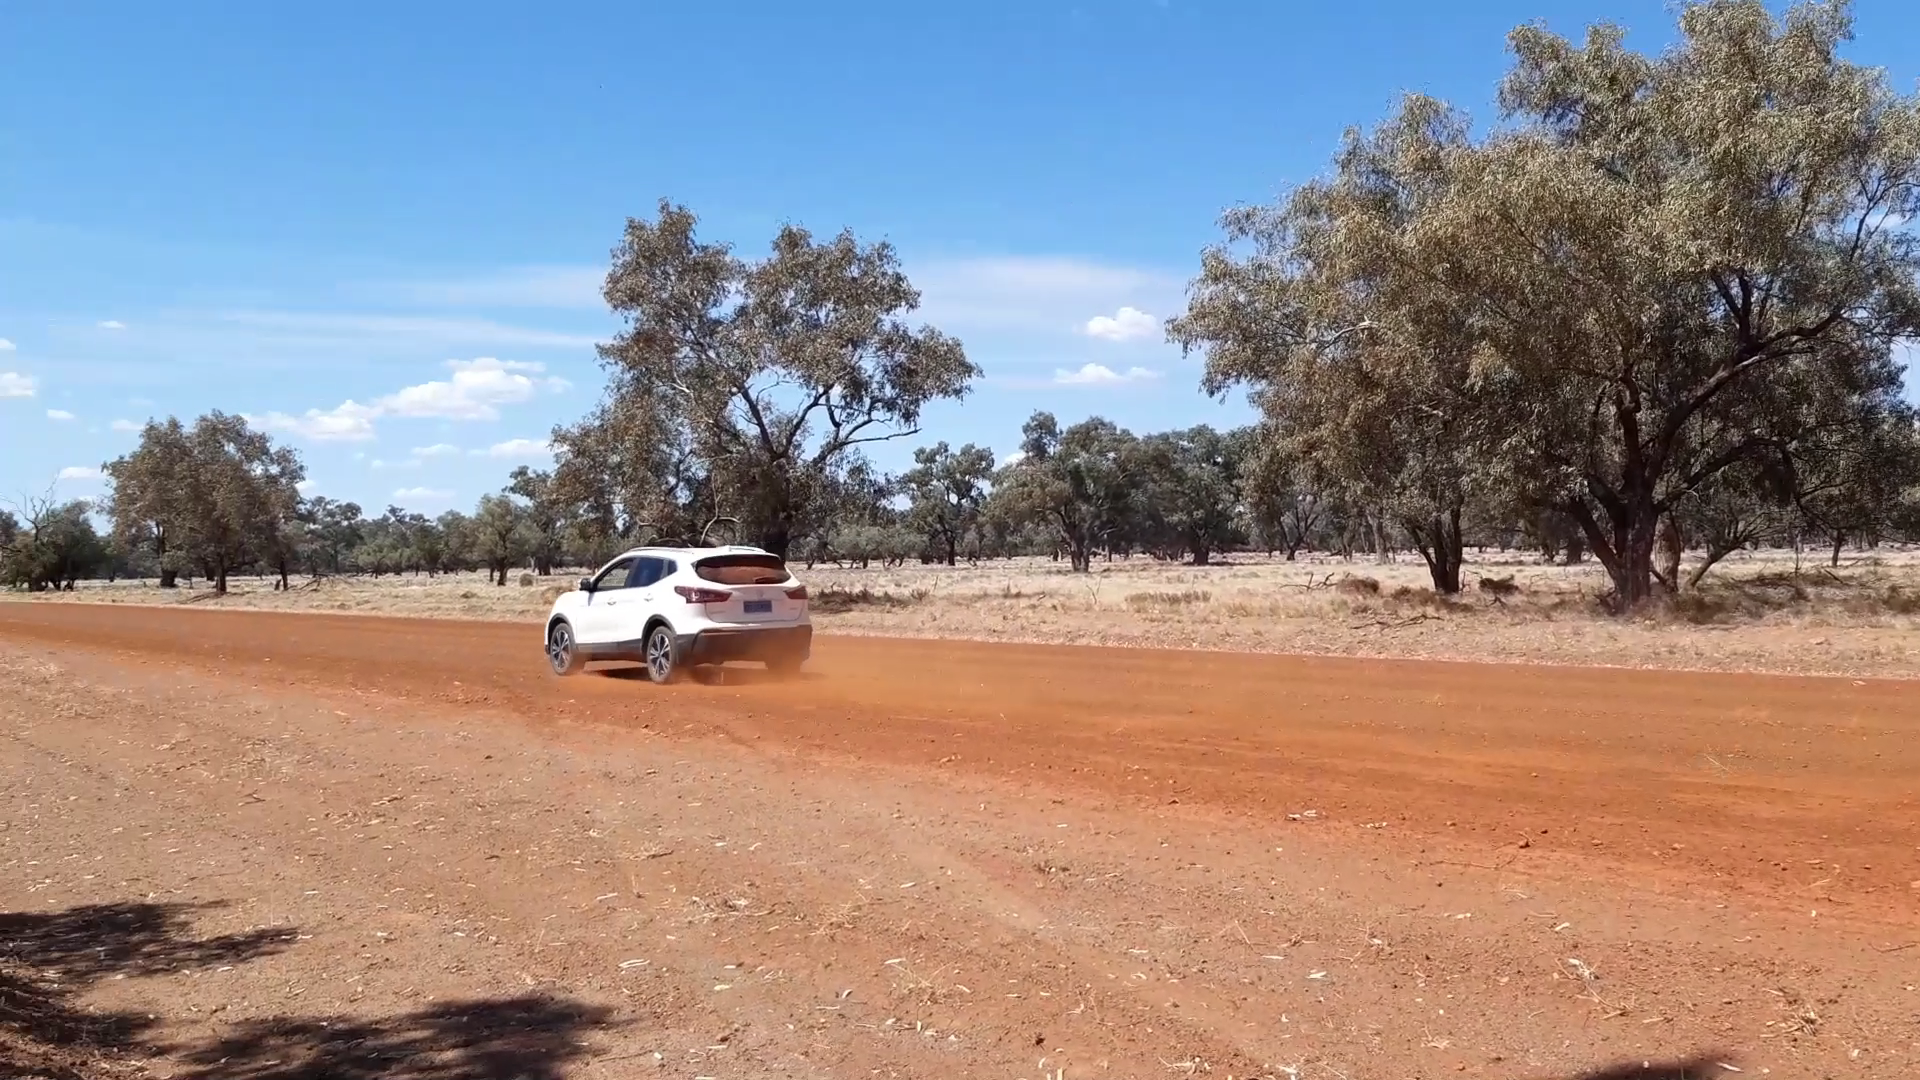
<box><xmin>392</xmin><ymin>486</ymin><xmax>453</xmax><ymax>502</ymax></box>
<box><xmin>57</xmin><ymin>465</ymin><xmax>101</xmax><ymax>481</ymax></box>
<box><xmin>377</xmin><ymin>357</ymin><xmax>568</xmax><ymax>421</ymax></box>
<box><xmin>98</xmin><ymin>320</ymin><xmax>126</xmax><ymax>330</ymax></box>
<box><xmin>0</xmin><ymin>372</ymin><xmax>34</xmax><ymax>398</ymax></box>
<box><xmin>296</xmin><ymin>479</ymin><xmax>317</xmax><ymax>494</ymax></box>
<box><xmin>110</xmin><ymin>418</ymin><xmax>141</xmax><ymax>432</ymax></box>
<box><xmin>1052</xmin><ymin>363</ymin><xmax>1162</xmax><ymax>386</ymax></box>
<box><xmin>412</xmin><ymin>442</ymin><xmax>461</xmax><ymax>457</ymax></box>
<box><xmin>0</xmin><ymin>338</ymin><xmax>14</xmax><ymax>351</ymax></box>
<box><xmin>46</xmin><ymin>408</ymin><xmax>76</xmax><ymax>421</ymax></box>
<box><xmin>369</xmin><ymin>458</ymin><xmax>420</xmax><ymax>471</ymax></box>
<box><xmin>1082</xmin><ymin>306</ymin><xmax>1159</xmax><ymax>343</ymax></box>
<box><xmin>1000</xmin><ymin>449</ymin><xmax>1028</xmax><ymax>467</ymax></box>
<box><xmin>256</xmin><ymin>358</ymin><xmax>569</xmax><ymax>442</ymax></box>
<box><xmin>248</xmin><ymin>400</ymin><xmax>379</xmax><ymax>441</ymax></box>
<box><xmin>475</xmin><ymin>437</ymin><xmax>554</xmax><ymax>460</ymax></box>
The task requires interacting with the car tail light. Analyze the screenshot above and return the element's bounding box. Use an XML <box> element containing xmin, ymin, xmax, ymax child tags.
<box><xmin>785</xmin><ymin>585</ymin><xmax>808</xmax><ymax>600</ymax></box>
<box><xmin>674</xmin><ymin>585</ymin><xmax>731</xmax><ymax>605</ymax></box>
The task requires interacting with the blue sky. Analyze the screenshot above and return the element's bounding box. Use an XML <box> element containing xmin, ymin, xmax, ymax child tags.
<box><xmin>4</xmin><ymin>1</ymin><xmax>1917</xmax><ymax>517</ymax></box>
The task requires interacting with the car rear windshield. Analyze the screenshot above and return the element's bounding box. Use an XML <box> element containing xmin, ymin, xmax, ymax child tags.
<box><xmin>694</xmin><ymin>553</ymin><xmax>792</xmax><ymax>586</ymax></box>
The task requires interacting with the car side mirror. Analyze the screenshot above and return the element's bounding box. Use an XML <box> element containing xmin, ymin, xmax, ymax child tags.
<box><xmin>577</xmin><ymin>577</ymin><xmax>595</xmax><ymax>594</ymax></box>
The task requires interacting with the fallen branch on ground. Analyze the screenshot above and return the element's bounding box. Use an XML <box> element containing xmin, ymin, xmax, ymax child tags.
<box><xmin>1347</xmin><ymin>612</ymin><xmax>1440</xmax><ymax>631</ymax></box>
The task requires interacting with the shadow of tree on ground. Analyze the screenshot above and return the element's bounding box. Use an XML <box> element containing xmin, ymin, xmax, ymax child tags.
<box><xmin>1564</xmin><ymin>1057</ymin><xmax>1738</xmax><ymax>1080</ymax></box>
<box><xmin>0</xmin><ymin>901</ymin><xmax>298</xmax><ymax>1080</ymax></box>
<box><xmin>172</xmin><ymin>996</ymin><xmax>620</xmax><ymax>1080</ymax></box>
<box><xmin>2</xmin><ymin>900</ymin><xmax>624</xmax><ymax>1080</ymax></box>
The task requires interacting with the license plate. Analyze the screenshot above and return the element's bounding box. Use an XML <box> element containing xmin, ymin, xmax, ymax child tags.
<box><xmin>743</xmin><ymin>600</ymin><xmax>773</xmax><ymax>614</ymax></box>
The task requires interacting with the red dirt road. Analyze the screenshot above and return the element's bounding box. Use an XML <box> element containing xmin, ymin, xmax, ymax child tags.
<box><xmin>3</xmin><ymin>602</ymin><xmax>1917</xmax><ymax>1078</ymax></box>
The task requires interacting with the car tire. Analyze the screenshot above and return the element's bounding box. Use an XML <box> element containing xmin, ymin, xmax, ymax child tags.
<box><xmin>643</xmin><ymin>624</ymin><xmax>682</xmax><ymax>685</ymax></box>
<box><xmin>547</xmin><ymin>621</ymin><xmax>584</xmax><ymax>676</ymax></box>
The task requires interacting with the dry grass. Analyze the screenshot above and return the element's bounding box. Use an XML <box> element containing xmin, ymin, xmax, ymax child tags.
<box><xmin>11</xmin><ymin>547</ymin><xmax>1920</xmax><ymax>678</ymax></box>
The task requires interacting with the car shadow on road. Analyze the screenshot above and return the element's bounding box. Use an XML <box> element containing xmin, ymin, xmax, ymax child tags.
<box><xmin>592</xmin><ymin>662</ymin><xmax>824</xmax><ymax>687</ymax></box>
<box><xmin>2</xmin><ymin>900</ymin><xmax>622</xmax><ymax>1080</ymax></box>
<box><xmin>0</xmin><ymin>900</ymin><xmax>298</xmax><ymax>1079</ymax></box>
<box><xmin>1563</xmin><ymin>1057</ymin><xmax>1736</xmax><ymax>1079</ymax></box>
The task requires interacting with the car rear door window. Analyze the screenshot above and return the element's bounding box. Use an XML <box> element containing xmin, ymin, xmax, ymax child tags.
<box><xmin>630</xmin><ymin>557</ymin><xmax>668</xmax><ymax>588</ymax></box>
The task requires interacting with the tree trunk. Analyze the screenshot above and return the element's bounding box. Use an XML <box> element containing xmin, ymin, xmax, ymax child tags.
<box><xmin>1067</xmin><ymin>537</ymin><xmax>1092</xmax><ymax>572</ymax></box>
<box><xmin>1685</xmin><ymin>539</ymin><xmax>1745</xmax><ymax>591</ymax></box>
<box><xmin>1655</xmin><ymin>515</ymin><xmax>1684</xmax><ymax>593</ymax></box>
<box><xmin>944</xmin><ymin>534</ymin><xmax>957</xmax><ymax>567</ymax></box>
<box><xmin>1406</xmin><ymin>508</ymin><xmax>1464</xmax><ymax>594</ymax></box>
<box><xmin>214</xmin><ymin>565</ymin><xmax>229</xmax><ymax>595</ymax></box>
<box><xmin>1831</xmin><ymin>532</ymin><xmax>1846</xmax><ymax>567</ymax></box>
<box><xmin>1562</xmin><ymin>532</ymin><xmax>1586</xmax><ymax>565</ymax></box>
<box><xmin>760</xmin><ymin>520</ymin><xmax>793</xmax><ymax>560</ymax></box>
<box><xmin>159</xmin><ymin>568</ymin><xmax>178</xmax><ymax>589</ymax></box>
<box><xmin>1191</xmin><ymin>543</ymin><xmax>1211</xmax><ymax>567</ymax></box>
<box><xmin>1569</xmin><ymin>494</ymin><xmax>1660</xmax><ymax>610</ymax></box>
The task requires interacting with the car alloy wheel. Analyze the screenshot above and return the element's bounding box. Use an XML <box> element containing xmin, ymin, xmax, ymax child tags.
<box><xmin>645</xmin><ymin>626</ymin><xmax>676</xmax><ymax>684</ymax></box>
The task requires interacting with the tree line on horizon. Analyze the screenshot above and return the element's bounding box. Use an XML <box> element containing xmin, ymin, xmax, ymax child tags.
<box><xmin>5</xmin><ymin>0</ymin><xmax>1918</xmax><ymax>610</ymax></box>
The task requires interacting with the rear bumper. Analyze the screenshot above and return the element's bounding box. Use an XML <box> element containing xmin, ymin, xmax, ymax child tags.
<box><xmin>677</xmin><ymin>624</ymin><xmax>812</xmax><ymax>665</ymax></box>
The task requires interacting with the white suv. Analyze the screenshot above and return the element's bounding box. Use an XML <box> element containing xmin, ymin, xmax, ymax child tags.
<box><xmin>543</xmin><ymin>545</ymin><xmax>812</xmax><ymax>683</ymax></box>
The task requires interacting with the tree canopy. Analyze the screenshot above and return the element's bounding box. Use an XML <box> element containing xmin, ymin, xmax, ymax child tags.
<box><xmin>1172</xmin><ymin>0</ymin><xmax>1920</xmax><ymax>604</ymax></box>
<box><xmin>563</xmin><ymin>201</ymin><xmax>980</xmax><ymax>557</ymax></box>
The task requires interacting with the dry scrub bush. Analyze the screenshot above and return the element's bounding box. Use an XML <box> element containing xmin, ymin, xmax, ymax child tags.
<box><xmin>1335</xmin><ymin>576</ymin><xmax>1381</xmax><ymax>597</ymax></box>
<box><xmin>810</xmin><ymin>585</ymin><xmax>929</xmax><ymax>615</ymax></box>
<box><xmin>1125</xmin><ymin>589</ymin><xmax>1212</xmax><ymax>611</ymax></box>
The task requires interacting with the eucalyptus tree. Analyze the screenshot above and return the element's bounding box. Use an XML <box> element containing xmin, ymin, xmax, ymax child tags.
<box><xmin>1136</xmin><ymin>425</ymin><xmax>1245</xmax><ymax>565</ymax></box>
<box><xmin>1170</xmin><ymin>96</ymin><xmax>1491</xmax><ymax>592</ymax></box>
<box><xmin>506</xmin><ymin>465</ymin><xmax>569</xmax><ymax>575</ymax></box>
<box><xmin>472</xmin><ymin>494</ymin><xmax>528</xmax><ymax>586</ymax></box>
<box><xmin>994</xmin><ymin>412</ymin><xmax>1140</xmax><ymax>572</ymax></box>
<box><xmin>581</xmin><ymin>200</ymin><xmax>979</xmax><ymax>557</ymax></box>
<box><xmin>101</xmin><ymin>418</ymin><xmax>193</xmax><ymax>587</ymax></box>
<box><xmin>904</xmin><ymin>441</ymin><xmax>996</xmax><ymax>566</ymax></box>
<box><xmin>104</xmin><ymin>412</ymin><xmax>304</xmax><ymax>594</ymax></box>
<box><xmin>1428</xmin><ymin>0</ymin><xmax>1920</xmax><ymax>605</ymax></box>
<box><xmin>1175</xmin><ymin>0</ymin><xmax>1920</xmax><ymax>606</ymax></box>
